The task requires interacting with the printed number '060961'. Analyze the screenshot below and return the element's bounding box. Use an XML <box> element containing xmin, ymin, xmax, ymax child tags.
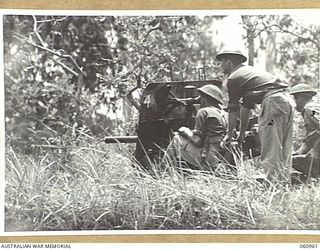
<box><xmin>300</xmin><ymin>244</ymin><xmax>318</xmax><ymax>248</ymax></box>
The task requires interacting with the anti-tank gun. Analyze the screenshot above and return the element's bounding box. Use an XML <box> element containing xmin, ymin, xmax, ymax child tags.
<box><xmin>133</xmin><ymin>79</ymin><xmax>221</xmax><ymax>170</ymax></box>
<box><xmin>103</xmin><ymin>79</ymin><xmax>261</xmax><ymax>171</ymax></box>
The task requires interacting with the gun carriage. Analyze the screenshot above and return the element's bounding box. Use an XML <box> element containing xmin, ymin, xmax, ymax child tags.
<box><xmin>103</xmin><ymin>77</ymin><xmax>261</xmax><ymax>171</ymax></box>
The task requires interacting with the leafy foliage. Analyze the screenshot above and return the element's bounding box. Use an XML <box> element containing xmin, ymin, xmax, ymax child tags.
<box><xmin>4</xmin><ymin>15</ymin><xmax>222</xmax><ymax>152</ymax></box>
<box><xmin>241</xmin><ymin>15</ymin><xmax>320</xmax><ymax>87</ymax></box>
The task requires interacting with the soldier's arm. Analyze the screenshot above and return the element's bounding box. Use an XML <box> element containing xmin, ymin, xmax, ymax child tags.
<box><xmin>294</xmin><ymin>105</ymin><xmax>320</xmax><ymax>155</ymax></box>
<box><xmin>227</xmin><ymin>110</ymin><xmax>239</xmax><ymax>139</ymax></box>
<box><xmin>224</xmin><ymin>79</ymin><xmax>241</xmax><ymax>143</ymax></box>
<box><xmin>303</xmin><ymin>105</ymin><xmax>320</xmax><ymax>149</ymax></box>
<box><xmin>238</xmin><ymin>106</ymin><xmax>251</xmax><ymax>143</ymax></box>
<box><xmin>189</xmin><ymin>109</ymin><xmax>207</xmax><ymax>147</ymax></box>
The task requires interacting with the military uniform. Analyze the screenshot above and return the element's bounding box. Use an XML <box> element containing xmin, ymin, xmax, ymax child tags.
<box><xmin>171</xmin><ymin>106</ymin><xmax>227</xmax><ymax>169</ymax></box>
<box><xmin>226</xmin><ymin>65</ymin><xmax>295</xmax><ymax>182</ymax></box>
<box><xmin>293</xmin><ymin>93</ymin><xmax>320</xmax><ymax>179</ymax></box>
<box><xmin>168</xmin><ymin>84</ymin><xmax>227</xmax><ymax>170</ymax></box>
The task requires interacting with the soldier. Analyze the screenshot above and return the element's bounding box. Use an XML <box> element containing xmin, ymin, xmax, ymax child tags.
<box><xmin>217</xmin><ymin>48</ymin><xmax>295</xmax><ymax>183</ymax></box>
<box><xmin>168</xmin><ymin>84</ymin><xmax>227</xmax><ymax>170</ymax></box>
<box><xmin>290</xmin><ymin>84</ymin><xmax>320</xmax><ymax>181</ymax></box>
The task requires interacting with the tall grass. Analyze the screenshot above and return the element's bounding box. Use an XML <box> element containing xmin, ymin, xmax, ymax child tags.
<box><xmin>5</xmin><ymin>134</ymin><xmax>320</xmax><ymax>231</ymax></box>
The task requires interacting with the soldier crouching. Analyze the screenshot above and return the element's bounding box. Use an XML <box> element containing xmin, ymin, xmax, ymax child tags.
<box><xmin>167</xmin><ymin>85</ymin><xmax>227</xmax><ymax>171</ymax></box>
<box><xmin>290</xmin><ymin>84</ymin><xmax>320</xmax><ymax>182</ymax></box>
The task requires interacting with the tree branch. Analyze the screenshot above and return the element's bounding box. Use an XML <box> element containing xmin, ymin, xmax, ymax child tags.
<box><xmin>126</xmin><ymin>89</ymin><xmax>141</xmax><ymax>110</ymax></box>
<box><xmin>143</xmin><ymin>18</ymin><xmax>163</xmax><ymax>42</ymax></box>
<box><xmin>254</xmin><ymin>23</ymin><xmax>320</xmax><ymax>50</ymax></box>
<box><xmin>143</xmin><ymin>23</ymin><xmax>161</xmax><ymax>42</ymax></box>
<box><xmin>13</xmin><ymin>34</ymin><xmax>82</xmax><ymax>75</ymax></box>
<box><xmin>254</xmin><ymin>21</ymin><xmax>320</xmax><ymax>88</ymax></box>
<box><xmin>275</xmin><ymin>24</ymin><xmax>320</xmax><ymax>49</ymax></box>
<box><xmin>120</xmin><ymin>58</ymin><xmax>142</xmax><ymax>79</ymax></box>
<box><xmin>55</xmin><ymin>60</ymin><xmax>79</xmax><ymax>77</ymax></box>
<box><xmin>37</xmin><ymin>16</ymin><xmax>69</xmax><ymax>24</ymax></box>
<box><xmin>121</xmin><ymin>64</ymin><xmax>143</xmax><ymax>111</ymax></box>
<box><xmin>32</xmin><ymin>15</ymin><xmax>45</xmax><ymax>47</ymax></box>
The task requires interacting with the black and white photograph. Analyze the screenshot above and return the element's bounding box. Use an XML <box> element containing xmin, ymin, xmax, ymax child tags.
<box><xmin>2</xmin><ymin>10</ymin><xmax>320</xmax><ymax>234</ymax></box>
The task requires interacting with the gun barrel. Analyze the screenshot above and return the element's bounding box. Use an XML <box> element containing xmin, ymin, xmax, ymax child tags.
<box><xmin>104</xmin><ymin>136</ymin><xmax>137</xmax><ymax>143</ymax></box>
<box><xmin>166</xmin><ymin>97</ymin><xmax>200</xmax><ymax>105</ymax></box>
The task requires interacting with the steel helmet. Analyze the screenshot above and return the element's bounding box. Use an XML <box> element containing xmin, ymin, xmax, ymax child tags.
<box><xmin>198</xmin><ymin>84</ymin><xmax>223</xmax><ymax>104</ymax></box>
<box><xmin>216</xmin><ymin>48</ymin><xmax>247</xmax><ymax>63</ymax></box>
<box><xmin>289</xmin><ymin>84</ymin><xmax>317</xmax><ymax>95</ymax></box>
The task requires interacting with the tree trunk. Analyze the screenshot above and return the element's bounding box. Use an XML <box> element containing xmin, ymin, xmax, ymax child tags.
<box><xmin>242</xmin><ymin>16</ymin><xmax>255</xmax><ymax>66</ymax></box>
<box><xmin>247</xmin><ymin>29</ymin><xmax>255</xmax><ymax>66</ymax></box>
<box><xmin>265</xmin><ymin>31</ymin><xmax>276</xmax><ymax>74</ymax></box>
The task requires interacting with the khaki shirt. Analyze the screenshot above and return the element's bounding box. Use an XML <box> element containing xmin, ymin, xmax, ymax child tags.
<box><xmin>227</xmin><ymin>65</ymin><xmax>288</xmax><ymax>110</ymax></box>
<box><xmin>194</xmin><ymin>106</ymin><xmax>227</xmax><ymax>144</ymax></box>
<box><xmin>302</xmin><ymin>93</ymin><xmax>320</xmax><ymax>159</ymax></box>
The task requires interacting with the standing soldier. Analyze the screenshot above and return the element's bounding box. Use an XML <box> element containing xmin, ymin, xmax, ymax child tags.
<box><xmin>169</xmin><ymin>84</ymin><xmax>227</xmax><ymax>170</ymax></box>
<box><xmin>290</xmin><ymin>84</ymin><xmax>320</xmax><ymax>180</ymax></box>
<box><xmin>217</xmin><ymin>48</ymin><xmax>295</xmax><ymax>183</ymax></box>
